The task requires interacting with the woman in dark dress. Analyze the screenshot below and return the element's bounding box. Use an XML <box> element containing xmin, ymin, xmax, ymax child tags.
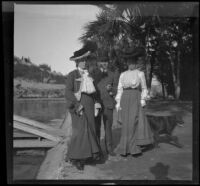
<box><xmin>65</xmin><ymin>41</ymin><xmax>102</xmax><ymax>170</ymax></box>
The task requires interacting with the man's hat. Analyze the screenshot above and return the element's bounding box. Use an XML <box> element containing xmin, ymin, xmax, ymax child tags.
<box><xmin>97</xmin><ymin>56</ymin><xmax>109</xmax><ymax>63</ymax></box>
<box><xmin>69</xmin><ymin>41</ymin><xmax>97</xmax><ymax>61</ymax></box>
<box><xmin>121</xmin><ymin>46</ymin><xmax>146</xmax><ymax>58</ymax></box>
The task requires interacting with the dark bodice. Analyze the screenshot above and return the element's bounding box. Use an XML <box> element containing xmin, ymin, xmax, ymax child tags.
<box><xmin>65</xmin><ymin>69</ymin><xmax>96</xmax><ymax>111</ymax></box>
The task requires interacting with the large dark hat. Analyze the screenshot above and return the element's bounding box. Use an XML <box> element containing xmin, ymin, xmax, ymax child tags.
<box><xmin>121</xmin><ymin>46</ymin><xmax>146</xmax><ymax>58</ymax></box>
<box><xmin>69</xmin><ymin>41</ymin><xmax>97</xmax><ymax>61</ymax></box>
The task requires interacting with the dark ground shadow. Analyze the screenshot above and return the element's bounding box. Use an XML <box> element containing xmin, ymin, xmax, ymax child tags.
<box><xmin>150</xmin><ymin>162</ymin><xmax>171</xmax><ymax>180</ymax></box>
<box><xmin>146</xmin><ymin>100</ymin><xmax>192</xmax><ymax>117</ymax></box>
<box><xmin>154</xmin><ymin>134</ymin><xmax>183</xmax><ymax>148</ymax></box>
<box><xmin>111</xmin><ymin>127</ymin><xmax>122</xmax><ymax>150</ymax></box>
<box><xmin>145</xmin><ymin>107</ymin><xmax>185</xmax><ymax>149</ymax></box>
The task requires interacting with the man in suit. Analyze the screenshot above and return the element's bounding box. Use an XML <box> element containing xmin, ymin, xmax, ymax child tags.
<box><xmin>93</xmin><ymin>60</ymin><xmax>120</xmax><ymax>157</ymax></box>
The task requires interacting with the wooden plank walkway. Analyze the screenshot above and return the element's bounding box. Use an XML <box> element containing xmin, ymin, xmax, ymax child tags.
<box><xmin>14</xmin><ymin>115</ymin><xmax>62</xmax><ymax>131</ymax></box>
<box><xmin>14</xmin><ymin>129</ymin><xmax>40</xmax><ymax>139</ymax></box>
<box><xmin>14</xmin><ymin>121</ymin><xmax>61</xmax><ymax>142</ymax></box>
<box><xmin>13</xmin><ymin>115</ymin><xmax>66</xmax><ymax>149</ymax></box>
<box><xmin>14</xmin><ymin>139</ymin><xmax>58</xmax><ymax>149</ymax></box>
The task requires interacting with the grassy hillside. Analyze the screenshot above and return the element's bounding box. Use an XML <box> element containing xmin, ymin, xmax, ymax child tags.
<box><xmin>14</xmin><ymin>56</ymin><xmax>66</xmax><ymax>99</ymax></box>
<box><xmin>14</xmin><ymin>78</ymin><xmax>65</xmax><ymax>99</ymax></box>
<box><xmin>14</xmin><ymin>56</ymin><xmax>66</xmax><ymax>84</ymax></box>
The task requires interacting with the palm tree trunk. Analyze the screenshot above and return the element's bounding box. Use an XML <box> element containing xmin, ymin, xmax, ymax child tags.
<box><xmin>160</xmin><ymin>58</ymin><xmax>166</xmax><ymax>99</ymax></box>
<box><xmin>168</xmin><ymin>53</ymin><xmax>177</xmax><ymax>98</ymax></box>
<box><xmin>145</xmin><ymin>30</ymin><xmax>152</xmax><ymax>90</ymax></box>
<box><xmin>175</xmin><ymin>48</ymin><xmax>181</xmax><ymax>99</ymax></box>
<box><xmin>149</xmin><ymin>52</ymin><xmax>156</xmax><ymax>90</ymax></box>
<box><xmin>161</xmin><ymin>75</ymin><xmax>166</xmax><ymax>98</ymax></box>
<box><xmin>145</xmin><ymin>56</ymin><xmax>151</xmax><ymax>90</ymax></box>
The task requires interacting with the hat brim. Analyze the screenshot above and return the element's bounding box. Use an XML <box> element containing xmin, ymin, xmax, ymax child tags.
<box><xmin>121</xmin><ymin>51</ymin><xmax>145</xmax><ymax>58</ymax></box>
<box><xmin>69</xmin><ymin>51</ymin><xmax>91</xmax><ymax>61</ymax></box>
<box><xmin>121</xmin><ymin>47</ymin><xmax>145</xmax><ymax>58</ymax></box>
<box><xmin>121</xmin><ymin>53</ymin><xmax>140</xmax><ymax>58</ymax></box>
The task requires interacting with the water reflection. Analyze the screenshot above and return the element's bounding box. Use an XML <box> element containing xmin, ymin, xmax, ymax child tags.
<box><xmin>14</xmin><ymin>99</ymin><xmax>66</xmax><ymax>123</ymax></box>
<box><xmin>13</xmin><ymin>153</ymin><xmax>45</xmax><ymax>180</ymax></box>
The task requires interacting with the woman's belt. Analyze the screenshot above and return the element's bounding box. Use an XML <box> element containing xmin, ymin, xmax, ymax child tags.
<box><xmin>123</xmin><ymin>87</ymin><xmax>138</xmax><ymax>90</ymax></box>
<box><xmin>81</xmin><ymin>92</ymin><xmax>95</xmax><ymax>96</ymax></box>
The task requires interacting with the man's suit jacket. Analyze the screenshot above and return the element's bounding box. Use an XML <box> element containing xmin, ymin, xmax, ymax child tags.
<box><xmin>93</xmin><ymin>69</ymin><xmax>120</xmax><ymax>109</ymax></box>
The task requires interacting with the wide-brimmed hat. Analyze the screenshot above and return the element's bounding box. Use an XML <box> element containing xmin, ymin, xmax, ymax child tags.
<box><xmin>69</xmin><ymin>41</ymin><xmax>97</xmax><ymax>61</ymax></box>
<box><xmin>121</xmin><ymin>46</ymin><xmax>146</xmax><ymax>58</ymax></box>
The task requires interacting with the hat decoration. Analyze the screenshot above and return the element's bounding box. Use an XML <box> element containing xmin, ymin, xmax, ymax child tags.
<box><xmin>69</xmin><ymin>41</ymin><xmax>97</xmax><ymax>61</ymax></box>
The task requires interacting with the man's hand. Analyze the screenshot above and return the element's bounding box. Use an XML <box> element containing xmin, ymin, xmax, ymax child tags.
<box><xmin>109</xmin><ymin>92</ymin><xmax>114</xmax><ymax>96</ymax></box>
<box><xmin>106</xmin><ymin>84</ymin><xmax>112</xmax><ymax>91</ymax></box>
<box><xmin>95</xmin><ymin>102</ymin><xmax>102</xmax><ymax>109</ymax></box>
<box><xmin>95</xmin><ymin>108</ymin><xmax>100</xmax><ymax>117</ymax></box>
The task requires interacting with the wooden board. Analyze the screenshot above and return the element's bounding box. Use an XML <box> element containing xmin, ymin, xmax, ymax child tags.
<box><xmin>14</xmin><ymin>130</ymin><xmax>40</xmax><ymax>139</ymax></box>
<box><xmin>14</xmin><ymin>139</ymin><xmax>58</xmax><ymax>149</ymax></box>
<box><xmin>14</xmin><ymin>121</ymin><xmax>61</xmax><ymax>142</ymax></box>
<box><xmin>14</xmin><ymin>115</ymin><xmax>66</xmax><ymax>137</ymax></box>
<box><xmin>14</xmin><ymin>115</ymin><xmax>57</xmax><ymax>131</ymax></box>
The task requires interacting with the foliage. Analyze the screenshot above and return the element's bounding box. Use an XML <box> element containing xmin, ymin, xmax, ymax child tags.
<box><xmin>79</xmin><ymin>3</ymin><xmax>195</xmax><ymax>100</ymax></box>
<box><xmin>14</xmin><ymin>56</ymin><xmax>66</xmax><ymax>84</ymax></box>
<box><xmin>39</xmin><ymin>64</ymin><xmax>51</xmax><ymax>72</ymax></box>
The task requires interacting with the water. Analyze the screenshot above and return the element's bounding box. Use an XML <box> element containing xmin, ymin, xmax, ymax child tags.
<box><xmin>13</xmin><ymin>99</ymin><xmax>67</xmax><ymax>180</ymax></box>
<box><xmin>13</xmin><ymin>151</ymin><xmax>46</xmax><ymax>180</ymax></box>
<box><xmin>14</xmin><ymin>99</ymin><xmax>66</xmax><ymax>123</ymax></box>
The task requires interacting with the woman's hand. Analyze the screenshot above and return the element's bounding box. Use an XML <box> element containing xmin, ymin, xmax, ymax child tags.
<box><xmin>115</xmin><ymin>103</ymin><xmax>121</xmax><ymax>112</ymax></box>
<box><xmin>141</xmin><ymin>100</ymin><xmax>146</xmax><ymax>107</ymax></box>
<box><xmin>75</xmin><ymin>104</ymin><xmax>84</xmax><ymax>115</ymax></box>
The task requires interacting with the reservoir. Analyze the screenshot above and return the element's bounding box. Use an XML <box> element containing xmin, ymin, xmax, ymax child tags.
<box><xmin>13</xmin><ymin>99</ymin><xmax>66</xmax><ymax>180</ymax></box>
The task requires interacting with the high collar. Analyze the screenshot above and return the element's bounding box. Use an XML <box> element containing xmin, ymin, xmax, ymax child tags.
<box><xmin>78</xmin><ymin>67</ymin><xmax>86</xmax><ymax>72</ymax></box>
<box><xmin>77</xmin><ymin>67</ymin><xmax>88</xmax><ymax>75</ymax></box>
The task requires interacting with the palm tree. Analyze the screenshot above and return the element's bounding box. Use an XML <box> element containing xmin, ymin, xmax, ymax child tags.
<box><xmin>80</xmin><ymin>2</ymin><xmax>196</xmax><ymax>99</ymax></box>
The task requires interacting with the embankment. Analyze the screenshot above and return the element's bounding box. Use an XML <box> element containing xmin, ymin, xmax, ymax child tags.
<box><xmin>14</xmin><ymin>79</ymin><xmax>65</xmax><ymax>99</ymax></box>
<box><xmin>36</xmin><ymin>111</ymin><xmax>72</xmax><ymax>179</ymax></box>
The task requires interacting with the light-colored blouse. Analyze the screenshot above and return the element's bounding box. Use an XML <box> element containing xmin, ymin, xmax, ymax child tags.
<box><xmin>74</xmin><ymin>68</ymin><xmax>96</xmax><ymax>101</ymax></box>
<box><xmin>115</xmin><ymin>69</ymin><xmax>148</xmax><ymax>106</ymax></box>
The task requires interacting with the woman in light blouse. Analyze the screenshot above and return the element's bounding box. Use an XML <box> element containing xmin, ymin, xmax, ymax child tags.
<box><xmin>115</xmin><ymin>47</ymin><xmax>154</xmax><ymax>157</ymax></box>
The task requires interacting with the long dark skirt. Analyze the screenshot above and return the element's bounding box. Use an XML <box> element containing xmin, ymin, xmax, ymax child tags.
<box><xmin>67</xmin><ymin>93</ymin><xmax>101</xmax><ymax>160</ymax></box>
<box><xmin>115</xmin><ymin>89</ymin><xmax>154</xmax><ymax>155</ymax></box>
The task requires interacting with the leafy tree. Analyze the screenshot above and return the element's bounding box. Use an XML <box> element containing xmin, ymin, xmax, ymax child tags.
<box><xmin>38</xmin><ymin>64</ymin><xmax>51</xmax><ymax>72</ymax></box>
<box><xmin>14</xmin><ymin>56</ymin><xmax>66</xmax><ymax>84</ymax></box>
<box><xmin>80</xmin><ymin>3</ymin><xmax>195</xmax><ymax>100</ymax></box>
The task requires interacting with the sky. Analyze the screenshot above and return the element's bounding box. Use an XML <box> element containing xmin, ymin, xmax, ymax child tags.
<box><xmin>14</xmin><ymin>4</ymin><xmax>101</xmax><ymax>75</ymax></box>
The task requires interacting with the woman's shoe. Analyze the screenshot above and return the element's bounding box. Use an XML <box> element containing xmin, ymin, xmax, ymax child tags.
<box><xmin>69</xmin><ymin>159</ymin><xmax>77</xmax><ymax>166</ymax></box>
<box><xmin>131</xmin><ymin>153</ymin><xmax>142</xmax><ymax>158</ymax></box>
<box><xmin>76</xmin><ymin>161</ymin><xmax>84</xmax><ymax>171</ymax></box>
<box><xmin>120</xmin><ymin>154</ymin><xmax>128</xmax><ymax>157</ymax></box>
<box><xmin>108</xmin><ymin>151</ymin><xmax>116</xmax><ymax>157</ymax></box>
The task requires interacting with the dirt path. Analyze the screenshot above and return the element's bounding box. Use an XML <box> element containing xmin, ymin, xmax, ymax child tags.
<box><xmin>59</xmin><ymin>101</ymin><xmax>192</xmax><ymax>180</ymax></box>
